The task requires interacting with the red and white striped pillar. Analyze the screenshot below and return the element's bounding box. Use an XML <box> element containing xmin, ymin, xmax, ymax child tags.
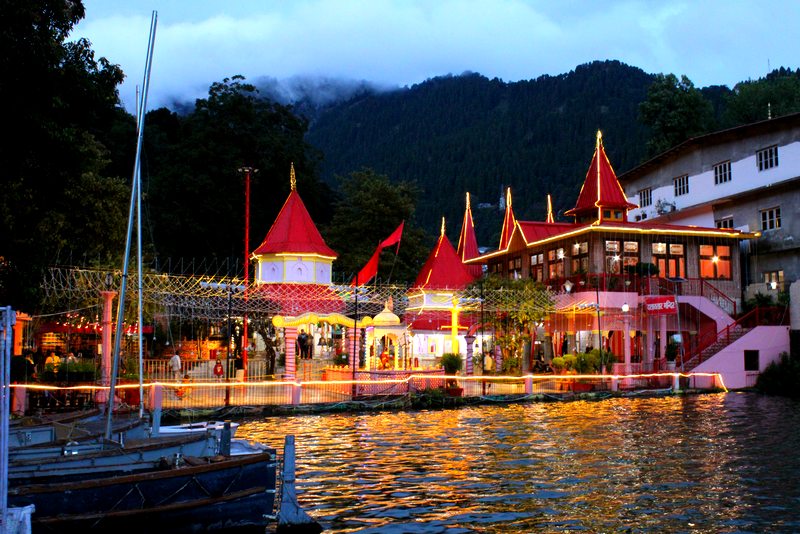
<box><xmin>284</xmin><ymin>326</ymin><xmax>297</xmax><ymax>381</ymax></box>
<box><xmin>346</xmin><ymin>326</ymin><xmax>359</xmax><ymax>370</ymax></box>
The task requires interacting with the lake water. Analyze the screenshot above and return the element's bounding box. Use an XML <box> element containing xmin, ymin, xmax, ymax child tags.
<box><xmin>237</xmin><ymin>393</ymin><xmax>800</xmax><ymax>533</ymax></box>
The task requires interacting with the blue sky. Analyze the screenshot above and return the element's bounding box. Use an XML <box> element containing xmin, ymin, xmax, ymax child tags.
<box><xmin>73</xmin><ymin>0</ymin><xmax>800</xmax><ymax>112</ymax></box>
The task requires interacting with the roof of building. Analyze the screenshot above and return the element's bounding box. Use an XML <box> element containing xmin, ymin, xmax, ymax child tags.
<box><xmin>252</xmin><ymin>165</ymin><xmax>337</xmax><ymax>258</ymax></box>
<box><xmin>412</xmin><ymin>221</ymin><xmax>476</xmax><ymax>289</ymax></box>
<box><xmin>498</xmin><ymin>187</ymin><xmax>516</xmax><ymax>250</ymax></box>
<box><xmin>457</xmin><ymin>192</ymin><xmax>483</xmax><ymax>279</ymax></box>
<box><xmin>618</xmin><ymin>112</ymin><xmax>800</xmax><ymax>183</ymax></box>
<box><xmin>250</xmin><ymin>283</ymin><xmax>344</xmax><ymax>315</ymax></box>
<box><xmin>565</xmin><ymin>131</ymin><xmax>638</xmax><ymax>218</ymax></box>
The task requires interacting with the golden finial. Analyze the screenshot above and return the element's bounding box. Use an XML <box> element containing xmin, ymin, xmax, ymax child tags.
<box><xmin>290</xmin><ymin>162</ymin><xmax>296</xmax><ymax>191</ymax></box>
<box><xmin>441</xmin><ymin>217</ymin><xmax>446</xmax><ymax>237</ymax></box>
<box><xmin>466</xmin><ymin>192</ymin><xmax>471</xmax><ymax>211</ymax></box>
<box><xmin>546</xmin><ymin>194</ymin><xmax>554</xmax><ymax>223</ymax></box>
<box><xmin>506</xmin><ymin>186</ymin><xmax>512</xmax><ymax>208</ymax></box>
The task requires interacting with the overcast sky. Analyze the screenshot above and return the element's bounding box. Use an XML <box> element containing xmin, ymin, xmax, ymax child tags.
<box><xmin>73</xmin><ymin>0</ymin><xmax>800</xmax><ymax>113</ymax></box>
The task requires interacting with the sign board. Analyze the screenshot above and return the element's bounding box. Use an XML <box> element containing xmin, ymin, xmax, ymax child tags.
<box><xmin>644</xmin><ymin>295</ymin><xmax>678</xmax><ymax>315</ymax></box>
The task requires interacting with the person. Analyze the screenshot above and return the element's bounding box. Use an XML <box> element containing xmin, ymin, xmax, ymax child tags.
<box><xmin>45</xmin><ymin>351</ymin><xmax>61</xmax><ymax>371</ymax></box>
<box><xmin>297</xmin><ymin>329</ymin><xmax>309</xmax><ymax>360</ymax></box>
<box><xmin>213</xmin><ymin>359</ymin><xmax>224</xmax><ymax>381</ymax></box>
<box><xmin>169</xmin><ymin>352</ymin><xmax>182</xmax><ymax>381</ymax></box>
<box><xmin>66</xmin><ymin>351</ymin><xmax>77</xmax><ymax>364</ymax></box>
<box><xmin>483</xmin><ymin>351</ymin><xmax>494</xmax><ymax>374</ymax></box>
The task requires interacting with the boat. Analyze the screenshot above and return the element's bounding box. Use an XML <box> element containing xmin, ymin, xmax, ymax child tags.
<box><xmin>159</xmin><ymin>419</ymin><xmax>240</xmax><ymax>438</ymax></box>
<box><xmin>7</xmin><ymin>450</ymin><xmax>278</xmax><ymax>532</ymax></box>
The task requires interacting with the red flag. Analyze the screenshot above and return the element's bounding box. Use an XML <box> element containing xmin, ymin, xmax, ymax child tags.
<box><xmin>379</xmin><ymin>221</ymin><xmax>404</xmax><ymax>253</ymax></box>
<box><xmin>351</xmin><ymin>246</ymin><xmax>381</xmax><ymax>286</ymax></box>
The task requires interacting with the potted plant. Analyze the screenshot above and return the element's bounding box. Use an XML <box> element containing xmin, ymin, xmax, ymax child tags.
<box><xmin>439</xmin><ymin>352</ymin><xmax>463</xmax><ymax>396</ymax></box>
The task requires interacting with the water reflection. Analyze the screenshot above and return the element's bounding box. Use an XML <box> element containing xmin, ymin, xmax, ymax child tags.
<box><xmin>238</xmin><ymin>393</ymin><xmax>800</xmax><ymax>532</ymax></box>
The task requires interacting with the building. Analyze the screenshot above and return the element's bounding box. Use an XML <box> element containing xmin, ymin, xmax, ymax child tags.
<box><xmin>467</xmin><ymin>132</ymin><xmax>787</xmax><ymax>388</ymax></box>
<box><xmin>617</xmin><ymin>112</ymin><xmax>800</xmax><ymax>299</ymax></box>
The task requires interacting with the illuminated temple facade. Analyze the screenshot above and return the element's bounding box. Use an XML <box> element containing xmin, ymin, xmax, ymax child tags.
<box><xmin>465</xmin><ymin>132</ymin><xmax>773</xmax><ymax>386</ymax></box>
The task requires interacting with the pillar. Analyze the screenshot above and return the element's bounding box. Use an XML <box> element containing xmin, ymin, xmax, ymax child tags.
<box><xmin>659</xmin><ymin>315</ymin><xmax>668</xmax><ymax>362</ymax></box>
<box><xmin>346</xmin><ymin>325</ymin><xmax>359</xmax><ymax>370</ymax></box>
<box><xmin>623</xmin><ymin>313</ymin><xmax>632</xmax><ymax>376</ymax></box>
<box><xmin>12</xmin><ymin>312</ymin><xmax>30</xmax><ymax>355</ymax></box>
<box><xmin>100</xmin><ymin>290</ymin><xmax>116</xmax><ymax>388</ymax></box>
<box><xmin>284</xmin><ymin>326</ymin><xmax>297</xmax><ymax>381</ymax></box>
<box><xmin>450</xmin><ymin>296</ymin><xmax>460</xmax><ymax>356</ymax></box>
<box><xmin>464</xmin><ymin>334</ymin><xmax>475</xmax><ymax>376</ymax></box>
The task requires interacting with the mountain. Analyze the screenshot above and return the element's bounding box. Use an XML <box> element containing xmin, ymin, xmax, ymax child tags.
<box><xmin>305</xmin><ymin>60</ymin><xmax>655</xmax><ymax>246</ymax></box>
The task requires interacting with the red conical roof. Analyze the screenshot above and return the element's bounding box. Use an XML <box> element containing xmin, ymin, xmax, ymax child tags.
<box><xmin>565</xmin><ymin>131</ymin><xmax>637</xmax><ymax>220</ymax></box>
<box><xmin>413</xmin><ymin>219</ymin><xmax>475</xmax><ymax>290</ymax></box>
<box><xmin>499</xmin><ymin>187</ymin><xmax>516</xmax><ymax>249</ymax></box>
<box><xmin>252</xmin><ymin>166</ymin><xmax>337</xmax><ymax>257</ymax></box>
<box><xmin>457</xmin><ymin>193</ymin><xmax>482</xmax><ymax>279</ymax></box>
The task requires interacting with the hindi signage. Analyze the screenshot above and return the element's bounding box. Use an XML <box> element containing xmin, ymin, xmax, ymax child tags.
<box><xmin>644</xmin><ymin>295</ymin><xmax>678</xmax><ymax>315</ymax></box>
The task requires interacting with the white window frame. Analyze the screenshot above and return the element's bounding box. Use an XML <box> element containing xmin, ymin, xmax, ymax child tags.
<box><xmin>715</xmin><ymin>217</ymin><xmax>733</xmax><ymax>229</ymax></box>
<box><xmin>760</xmin><ymin>207</ymin><xmax>781</xmax><ymax>231</ymax></box>
<box><xmin>757</xmin><ymin>145</ymin><xmax>779</xmax><ymax>171</ymax></box>
<box><xmin>673</xmin><ymin>174</ymin><xmax>689</xmax><ymax>196</ymax></box>
<box><xmin>638</xmin><ymin>188</ymin><xmax>652</xmax><ymax>207</ymax></box>
<box><xmin>714</xmin><ymin>161</ymin><xmax>731</xmax><ymax>185</ymax></box>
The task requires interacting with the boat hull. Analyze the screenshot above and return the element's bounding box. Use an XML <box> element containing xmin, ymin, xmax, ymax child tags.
<box><xmin>8</xmin><ymin>452</ymin><xmax>277</xmax><ymax>532</ymax></box>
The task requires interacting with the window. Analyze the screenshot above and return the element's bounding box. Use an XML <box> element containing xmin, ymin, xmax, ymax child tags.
<box><xmin>674</xmin><ymin>174</ymin><xmax>689</xmax><ymax>196</ymax></box>
<box><xmin>760</xmin><ymin>207</ymin><xmax>781</xmax><ymax>231</ymax></box>
<box><xmin>699</xmin><ymin>244</ymin><xmax>731</xmax><ymax>280</ymax></box>
<box><xmin>508</xmin><ymin>256</ymin><xmax>522</xmax><ymax>278</ymax></box>
<box><xmin>652</xmin><ymin>242</ymin><xmax>685</xmax><ymax>278</ymax></box>
<box><xmin>548</xmin><ymin>248</ymin><xmax>565</xmax><ymax>280</ymax></box>
<box><xmin>744</xmin><ymin>350</ymin><xmax>759</xmax><ymax>372</ymax></box>
<box><xmin>639</xmin><ymin>188</ymin><xmax>652</xmax><ymax>207</ymax></box>
<box><xmin>623</xmin><ymin>241</ymin><xmax>639</xmax><ymax>269</ymax></box>
<box><xmin>489</xmin><ymin>262</ymin><xmax>502</xmax><ymax>275</ymax></box>
<box><xmin>530</xmin><ymin>253</ymin><xmax>544</xmax><ymax>282</ymax></box>
<box><xmin>757</xmin><ymin>145</ymin><xmax>779</xmax><ymax>171</ymax></box>
<box><xmin>764</xmin><ymin>270</ymin><xmax>784</xmax><ymax>290</ymax></box>
<box><xmin>714</xmin><ymin>161</ymin><xmax>731</xmax><ymax>185</ymax></box>
<box><xmin>570</xmin><ymin>242</ymin><xmax>589</xmax><ymax>274</ymax></box>
<box><xmin>715</xmin><ymin>217</ymin><xmax>733</xmax><ymax>229</ymax></box>
<box><xmin>605</xmin><ymin>240</ymin><xmax>622</xmax><ymax>274</ymax></box>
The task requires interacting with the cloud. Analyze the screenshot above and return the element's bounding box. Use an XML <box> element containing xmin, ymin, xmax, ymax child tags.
<box><xmin>73</xmin><ymin>0</ymin><xmax>800</xmax><ymax>112</ymax></box>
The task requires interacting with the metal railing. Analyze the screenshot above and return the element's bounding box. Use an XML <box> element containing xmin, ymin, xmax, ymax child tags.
<box><xmin>10</xmin><ymin>370</ymin><xmax>728</xmax><ymax>415</ymax></box>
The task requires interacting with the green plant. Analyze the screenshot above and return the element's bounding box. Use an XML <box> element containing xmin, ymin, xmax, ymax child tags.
<box><xmin>440</xmin><ymin>353</ymin><xmax>463</xmax><ymax>375</ymax></box>
<box><xmin>332</xmin><ymin>351</ymin><xmax>349</xmax><ymax>366</ymax></box>
<box><xmin>563</xmin><ymin>354</ymin><xmax>577</xmax><ymax>371</ymax></box>
<box><xmin>755</xmin><ymin>352</ymin><xmax>800</xmax><ymax>397</ymax></box>
<box><xmin>551</xmin><ymin>356</ymin><xmax>566</xmax><ymax>373</ymax></box>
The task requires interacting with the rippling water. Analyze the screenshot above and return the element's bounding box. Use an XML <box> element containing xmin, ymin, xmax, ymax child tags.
<box><xmin>237</xmin><ymin>393</ymin><xmax>800</xmax><ymax>533</ymax></box>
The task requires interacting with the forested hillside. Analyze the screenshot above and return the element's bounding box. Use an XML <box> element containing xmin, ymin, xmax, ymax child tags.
<box><xmin>307</xmin><ymin>61</ymin><xmax>655</xmax><ymax>245</ymax></box>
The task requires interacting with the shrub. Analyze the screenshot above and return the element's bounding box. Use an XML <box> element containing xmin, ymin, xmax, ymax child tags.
<box><xmin>755</xmin><ymin>352</ymin><xmax>800</xmax><ymax>397</ymax></box>
<box><xmin>551</xmin><ymin>357</ymin><xmax>566</xmax><ymax>373</ymax></box>
<box><xmin>440</xmin><ymin>353</ymin><xmax>463</xmax><ymax>375</ymax></box>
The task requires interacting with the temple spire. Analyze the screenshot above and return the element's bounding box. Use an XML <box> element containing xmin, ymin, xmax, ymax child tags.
<box><xmin>499</xmin><ymin>187</ymin><xmax>516</xmax><ymax>250</ymax></box>
<box><xmin>457</xmin><ymin>192</ymin><xmax>482</xmax><ymax>279</ymax></box>
<box><xmin>546</xmin><ymin>194</ymin><xmax>555</xmax><ymax>223</ymax></box>
<box><xmin>290</xmin><ymin>162</ymin><xmax>297</xmax><ymax>191</ymax></box>
<box><xmin>440</xmin><ymin>217</ymin><xmax>446</xmax><ymax>237</ymax></box>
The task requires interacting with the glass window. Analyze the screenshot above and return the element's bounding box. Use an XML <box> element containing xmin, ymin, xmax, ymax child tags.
<box><xmin>760</xmin><ymin>207</ymin><xmax>781</xmax><ymax>231</ymax></box>
<box><xmin>714</xmin><ymin>161</ymin><xmax>731</xmax><ymax>185</ymax></box>
<box><xmin>757</xmin><ymin>145</ymin><xmax>779</xmax><ymax>171</ymax></box>
<box><xmin>716</xmin><ymin>218</ymin><xmax>733</xmax><ymax>229</ymax></box>
<box><xmin>653</xmin><ymin>242</ymin><xmax>685</xmax><ymax>278</ymax></box>
<box><xmin>699</xmin><ymin>244</ymin><xmax>732</xmax><ymax>280</ymax></box>
<box><xmin>652</xmin><ymin>243</ymin><xmax>667</xmax><ymax>255</ymax></box>
<box><xmin>639</xmin><ymin>188</ymin><xmax>652</xmax><ymax>207</ymax></box>
<box><xmin>674</xmin><ymin>174</ymin><xmax>689</xmax><ymax>196</ymax></box>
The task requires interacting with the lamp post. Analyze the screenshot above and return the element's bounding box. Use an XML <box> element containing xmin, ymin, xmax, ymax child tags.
<box><xmin>562</xmin><ymin>280</ymin><xmax>574</xmax><ymax>356</ymax></box>
<box><xmin>238</xmin><ymin>166</ymin><xmax>257</xmax><ymax>380</ymax></box>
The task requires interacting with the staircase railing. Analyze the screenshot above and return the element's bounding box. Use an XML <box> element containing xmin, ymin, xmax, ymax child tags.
<box><xmin>699</xmin><ymin>280</ymin><xmax>737</xmax><ymax>316</ymax></box>
<box><xmin>681</xmin><ymin>306</ymin><xmax>789</xmax><ymax>369</ymax></box>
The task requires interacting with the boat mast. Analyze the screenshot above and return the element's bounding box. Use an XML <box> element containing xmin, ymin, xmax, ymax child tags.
<box><xmin>105</xmin><ymin>11</ymin><xmax>157</xmax><ymax>439</ymax></box>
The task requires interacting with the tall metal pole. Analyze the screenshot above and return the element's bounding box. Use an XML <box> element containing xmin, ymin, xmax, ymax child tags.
<box><xmin>105</xmin><ymin>11</ymin><xmax>157</xmax><ymax>440</ymax></box>
<box><xmin>240</xmin><ymin>167</ymin><xmax>254</xmax><ymax>379</ymax></box>
<box><xmin>1</xmin><ymin>307</ymin><xmax>15</xmax><ymax>529</ymax></box>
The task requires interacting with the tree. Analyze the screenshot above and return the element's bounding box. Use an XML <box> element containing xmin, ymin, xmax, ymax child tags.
<box><xmin>0</xmin><ymin>0</ymin><xmax>129</xmax><ymax>310</ymax></box>
<box><xmin>144</xmin><ymin>76</ymin><xmax>332</xmax><ymax>269</ymax></box>
<box><xmin>323</xmin><ymin>168</ymin><xmax>433</xmax><ymax>283</ymax></box>
<box><xmin>639</xmin><ymin>74</ymin><xmax>715</xmax><ymax>157</ymax></box>
<box><xmin>723</xmin><ymin>68</ymin><xmax>800</xmax><ymax>126</ymax></box>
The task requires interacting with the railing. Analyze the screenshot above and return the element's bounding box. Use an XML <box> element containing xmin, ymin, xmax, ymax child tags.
<box><xmin>11</xmin><ymin>371</ymin><xmax>729</xmax><ymax>415</ymax></box>
<box><xmin>142</xmin><ymin>358</ymin><xmax>271</xmax><ymax>382</ymax></box>
<box><xmin>549</xmin><ymin>274</ymin><xmax>737</xmax><ymax>314</ymax></box>
<box><xmin>681</xmin><ymin>306</ymin><xmax>789</xmax><ymax>369</ymax></box>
